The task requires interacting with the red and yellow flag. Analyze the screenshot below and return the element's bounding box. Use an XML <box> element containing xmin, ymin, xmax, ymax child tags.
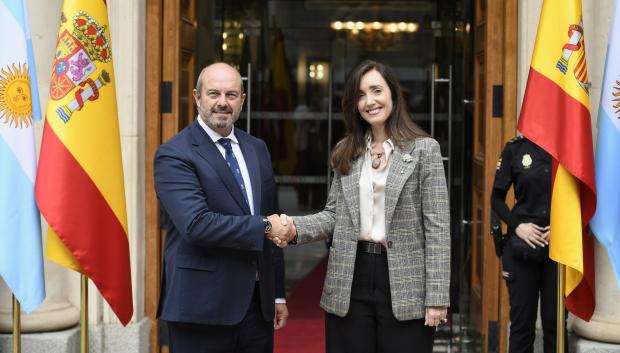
<box><xmin>34</xmin><ymin>0</ymin><xmax>133</xmax><ymax>325</ymax></box>
<box><xmin>518</xmin><ymin>0</ymin><xmax>596</xmax><ymax>321</ymax></box>
<box><xmin>266</xmin><ymin>28</ymin><xmax>296</xmax><ymax>175</ymax></box>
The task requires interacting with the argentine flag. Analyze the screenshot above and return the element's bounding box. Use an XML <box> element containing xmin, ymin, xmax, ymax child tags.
<box><xmin>0</xmin><ymin>0</ymin><xmax>45</xmax><ymax>312</ymax></box>
<box><xmin>591</xmin><ymin>0</ymin><xmax>620</xmax><ymax>291</ymax></box>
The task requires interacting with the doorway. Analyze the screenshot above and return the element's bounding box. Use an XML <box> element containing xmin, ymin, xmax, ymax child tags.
<box><xmin>206</xmin><ymin>1</ymin><xmax>469</xmax><ymax>218</ymax></box>
<box><xmin>145</xmin><ymin>1</ymin><xmax>483</xmax><ymax>352</ymax></box>
<box><xmin>206</xmin><ymin>2</ymin><xmax>474</xmax><ymax>348</ymax></box>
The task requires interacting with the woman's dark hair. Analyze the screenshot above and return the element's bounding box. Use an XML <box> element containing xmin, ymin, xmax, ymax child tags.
<box><xmin>331</xmin><ymin>60</ymin><xmax>428</xmax><ymax>174</ymax></box>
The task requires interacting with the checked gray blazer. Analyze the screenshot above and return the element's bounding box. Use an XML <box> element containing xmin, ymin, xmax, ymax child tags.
<box><xmin>292</xmin><ymin>137</ymin><xmax>450</xmax><ymax>321</ymax></box>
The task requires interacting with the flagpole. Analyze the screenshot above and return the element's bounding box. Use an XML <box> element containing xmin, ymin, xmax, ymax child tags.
<box><xmin>557</xmin><ymin>264</ymin><xmax>566</xmax><ymax>353</ymax></box>
<box><xmin>81</xmin><ymin>274</ymin><xmax>88</xmax><ymax>353</ymax></box>
<box><xmin>12</xmin><ymin>295</ymin><xmax>21</xmax><ymax>353</ymax></box>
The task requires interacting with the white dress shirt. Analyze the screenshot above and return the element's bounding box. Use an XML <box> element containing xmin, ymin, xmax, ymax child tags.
<box><xmin>198</xmin><ymin>117</ymin><xmax>255</xmax><ymax>215</ymax></box>
<box><xmin>197</xmin><ymin>118</ymin><xmax>286</xmax><ymax>304</ymax></box>
<box><xmin>358</xmin><ymin>137</ymin><xmax>394</xmax><ymax>245</ymax></box>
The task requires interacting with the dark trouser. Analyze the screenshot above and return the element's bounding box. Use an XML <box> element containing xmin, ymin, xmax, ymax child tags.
<box><xmin>326</xmin><ymin>244</ymin><xmax>435</xmax><ymax>353</ymax></box>
<box><xmin>502</xmin><ymin>242</ymin><xmax>567</xmax><ymax>353</ymax></box>
<box><xmin>167</xmin><ymin>284</ymin><xmax>273</xmax><ymax>353</ymax></box>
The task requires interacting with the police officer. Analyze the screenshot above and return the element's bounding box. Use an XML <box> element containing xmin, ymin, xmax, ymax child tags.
<box><xmin>491</xmin><ymin>135</ymin><xmax>565</xmax><ymax>353</ymax></box>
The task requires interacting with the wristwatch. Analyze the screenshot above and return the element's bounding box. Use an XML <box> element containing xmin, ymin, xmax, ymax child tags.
<box><xmin>262</xmin><ymin>217</ymin><xmax>272</xmax><ymax>234</ymax></box>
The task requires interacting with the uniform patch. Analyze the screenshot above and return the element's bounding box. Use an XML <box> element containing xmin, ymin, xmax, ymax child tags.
<box><xmin>522</xmin><ymin>154</ymin><xmax>533</xmax><ymax>169</ymax></box>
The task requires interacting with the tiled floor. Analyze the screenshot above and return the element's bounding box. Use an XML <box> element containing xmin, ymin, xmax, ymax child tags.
<box><xmin>282</xmin><ymin>241</ymin><xmax>482</xmax><ymax>353</ymax></box>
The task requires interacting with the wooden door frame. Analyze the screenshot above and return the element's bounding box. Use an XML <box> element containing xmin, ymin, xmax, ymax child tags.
<box><xmin>471</xmin><ymin>0</ymin><xmax>517</xmax><ymax>352</ymax></box>
<box><xmin>146</xmin><ymin>1</ymin><xmax>196</xmax><ymax>352</ymax></box>
<box><xmin>499</xmin><ymin>1</ymin><xmax>517</xmax><ymax>352</ymax></box>
<box><xmin>145</xmin><ymin>1</ymin><xmax>517</xmax><ymax>353</ymax></box>
<box><xmin>145</xmin><ymin>0</ymin><xmax>163</xmax><ymax>352</ymax></box>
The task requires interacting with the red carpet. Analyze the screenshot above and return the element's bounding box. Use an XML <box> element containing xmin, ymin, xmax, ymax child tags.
<box><xmin>275</xmin><ymin>257</ymin><xmax>328</xmax><ymax>353</ymax></box>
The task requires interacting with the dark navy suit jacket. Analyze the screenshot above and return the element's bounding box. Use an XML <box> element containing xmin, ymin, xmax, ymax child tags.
<box><xmin>154</xmin><ymin>121</ymin><xmax>284</xmax><ymax>325</ymax></box>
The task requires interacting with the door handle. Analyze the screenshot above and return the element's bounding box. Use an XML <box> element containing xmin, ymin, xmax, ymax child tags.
<box><xmin>246</xmin><ymin>63</ymin><xmax>252</xmax><ymax>134</ymax></box>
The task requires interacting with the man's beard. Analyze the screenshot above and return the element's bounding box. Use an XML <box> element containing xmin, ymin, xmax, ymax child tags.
<box><xmin>201</xmin><ymin>107</ymin><xmax>238</xmax><ymax>129</ymax></box>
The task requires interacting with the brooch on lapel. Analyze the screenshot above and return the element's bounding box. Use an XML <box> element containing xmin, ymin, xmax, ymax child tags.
<box><xmin>402</xmin><ymin>154</ymin><xmax>413</xmax><ymax>163</ymax></box>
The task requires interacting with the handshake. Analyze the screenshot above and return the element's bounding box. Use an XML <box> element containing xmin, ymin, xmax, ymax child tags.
<box><xmin>265</xmin><ymin>214</ymin><xmax>297</xmax><ymax>248</ymax></box>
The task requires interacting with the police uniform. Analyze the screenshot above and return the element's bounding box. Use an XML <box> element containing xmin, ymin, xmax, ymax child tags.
<box><xmin>491</xmin><ymin>136</ymin><xmax>565</xmax><ymax>353</ymax></box>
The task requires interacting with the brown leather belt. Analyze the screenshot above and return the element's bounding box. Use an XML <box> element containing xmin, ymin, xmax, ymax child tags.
<box><xmin>357</xmin><ymin>241</ymin><xmax>385</xmax><ymax>255</ymax></box>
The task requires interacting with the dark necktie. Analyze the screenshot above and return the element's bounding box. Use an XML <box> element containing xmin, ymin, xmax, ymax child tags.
<box><xmin>218</xmin><ymin>138</ymin><xmax>250</xmax><ymax>207</ymax></box>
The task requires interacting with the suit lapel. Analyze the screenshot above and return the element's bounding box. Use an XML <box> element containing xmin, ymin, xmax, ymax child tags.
<box><xmin>341</xmin><ymin>157</ymin><xmax>362</xmax><ymax>234</ymax></box>
<box><xmin>191</xmin><ymin>123</ymin><xmax>252</xmax><ymax>214</ymax></box>
<box><xmin>384</xmin><ymin>141</ymin><xmax>418</xmax><ymax>233</ymax></box>
<box><xmin>237</xmin><ymin>133</ymin><xmax>261</xmax><ymax>214</ymax></box>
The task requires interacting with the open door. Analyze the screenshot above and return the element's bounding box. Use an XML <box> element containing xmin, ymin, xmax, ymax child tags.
<box><xmin>146</xmin><ymin>0</ymin><xmax>196</xmax><ymax>352</ymax></box>
<box><xmin>469</xmin><ymin>0</ymin><xmax>517</xmax><ymax>352</ymax></box>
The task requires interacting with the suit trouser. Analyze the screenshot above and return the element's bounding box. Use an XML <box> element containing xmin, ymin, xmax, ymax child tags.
<box><xmin>167</xmin><ymin>283</ymin><xmax>273</xmax><ymax>353</ymax></box>
<box><xmin>502</xmin><ymin>243</ymin><xmax>566</xmax><ymax>353</ymax></box>
<box><xmin>325</xmin><ymin>246</ymin><xmax>435</xmax><ymax>353</ymax></box>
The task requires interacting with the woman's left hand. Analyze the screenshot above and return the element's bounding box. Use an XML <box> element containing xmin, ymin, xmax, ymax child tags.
<box><xmin>425</xmin><ymin>306</ymin><xmax>448</xmax><ymax>327</ymax></box>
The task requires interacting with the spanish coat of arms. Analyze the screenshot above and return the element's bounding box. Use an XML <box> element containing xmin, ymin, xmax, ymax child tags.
<box><xmin>49</xmin><ymin>11</ymin><xmax>111</xmax><ymax>123</ymax></box>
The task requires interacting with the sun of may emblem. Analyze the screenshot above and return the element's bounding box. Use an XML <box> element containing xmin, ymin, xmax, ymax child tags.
<box><xmin>0</xmin><ymin>63</ymin><xmax>32</xmax><ymax>128</ymax></box>
<box><xmin>613</xmin><ymin>80</ymin><xmax>620</xmax><ymax>117</ymax></box>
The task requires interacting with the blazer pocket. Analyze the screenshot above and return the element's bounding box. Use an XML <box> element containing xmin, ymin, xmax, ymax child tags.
<box><xmin>175</xmin><ymin>254</ymin><xmax>217</xmax><ymax>271</ymax></box>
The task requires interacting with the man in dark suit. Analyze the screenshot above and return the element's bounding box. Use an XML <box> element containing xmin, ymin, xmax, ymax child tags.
<box><xmin>154</xmin><ymin>62</ymin><xmax>290</xmax><ymax>353</ymax></box>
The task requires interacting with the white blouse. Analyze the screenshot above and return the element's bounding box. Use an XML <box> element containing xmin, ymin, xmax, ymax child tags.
<box><xmin>358</xmin><ymin>137</ymin><xmax>394</xmax><ymax>245</ymax></box>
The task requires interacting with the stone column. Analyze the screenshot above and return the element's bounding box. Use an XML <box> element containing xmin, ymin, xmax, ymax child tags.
<box><xmin>571</xmin><ymin>242</ymin><xmax>620</xmax><ymax>343</ymax></box>
<box><xmin>0</xmin><ymin>267</ymin><xmax>79</xmax><ymax>333</ymax></box>
<box><xmin>571</xmin><ymin>0</ymin><xmax>620</xmax><ymax>346</ymax></box>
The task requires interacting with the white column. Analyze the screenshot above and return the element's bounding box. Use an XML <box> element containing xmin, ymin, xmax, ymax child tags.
<box><xmin>572</xmin><ymin>0</ymin><xmax>620</xmax><ymax>343</ymax></box>
<box><xmin>104</xmin><ymin>0</ymin><xmax>147</xmax><ymax>325</ymax></box>
<box><xmin>0</xmin><ymin>265</ymin><xmax>79</xmax><ymax>332</ymax></box>
<box><xmin>571</xmin><ymin>242</ymin><xmax>620</xmax><ymax>343</ymax></box>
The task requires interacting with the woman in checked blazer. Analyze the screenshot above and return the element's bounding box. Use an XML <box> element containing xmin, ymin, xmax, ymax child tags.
<box><xmin>284</xmin><ymin>60</ymin><xmax>451</xmax><ymax>353</ymax></box>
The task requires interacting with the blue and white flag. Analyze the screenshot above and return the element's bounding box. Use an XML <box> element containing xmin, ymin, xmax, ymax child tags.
<box><xmin>0</xmin><ymin>0</ymin><xmax>45</xmax><ymax>313</ymax></box>
<box><xmin>591</xmin><ymin>0</ymin><xmax>620</xmax><ymax>291</ymax></box>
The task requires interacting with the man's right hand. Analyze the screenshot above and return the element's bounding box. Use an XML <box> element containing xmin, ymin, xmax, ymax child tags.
<box><xmin>279</xmin><ymin>214</ymin><xmax>296</xmax><ymax>245</ymax></box>
<box><xmin>265</xmin><ymin>214</ymin><xmax>296</xmax><ymax>248</ymax></box>
<box><xmin>266</xmin><ymin>214</ymin><xmax>292</xmax><ymax>247</ymax></box>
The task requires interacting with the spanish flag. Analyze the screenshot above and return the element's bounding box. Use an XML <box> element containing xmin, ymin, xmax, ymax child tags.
<box><xmin>518</xmin><ymin>0</ymin><xmax>596</xmax><ymax>321</ymax></box>
<box><xmin>267</xmin><ymin>28</ymin><xmax>296</xmax><ymax>175</ymax></box>
<box><xmin>34</xmin><ymin>0</ymin><xmax>133</xmax><ymax>325</ymax></box>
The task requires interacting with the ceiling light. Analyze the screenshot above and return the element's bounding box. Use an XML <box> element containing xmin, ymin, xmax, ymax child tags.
<box><xmin>332</xmin><ymin>21</ymin><xmax>343</xmax><ymax>30</ymax></box>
